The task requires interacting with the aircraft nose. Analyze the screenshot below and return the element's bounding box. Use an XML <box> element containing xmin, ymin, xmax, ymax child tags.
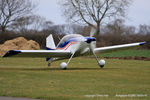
<box><xmin>85</xmin><ymin>37</ymin><xmax>96</xmax><ymax>43</ymax></box>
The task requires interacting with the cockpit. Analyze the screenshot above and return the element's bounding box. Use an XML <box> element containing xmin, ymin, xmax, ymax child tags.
<box><xmin>57</xmin><ymin>34</ymin><xmax>83</xmax><ymax>48</ymax></box>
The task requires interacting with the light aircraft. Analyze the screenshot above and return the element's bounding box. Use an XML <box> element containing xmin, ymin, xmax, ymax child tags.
<box><xmin>3</xmin><ymin>28</ymin><xmax>146</xmax><ymax>69</ymax></box>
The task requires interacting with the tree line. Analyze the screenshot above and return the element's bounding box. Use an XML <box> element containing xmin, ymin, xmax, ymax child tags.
<box><xmin>0</xmin><ymin>0</ymin><xmax>150</xmax><ymax>49</ymax></box>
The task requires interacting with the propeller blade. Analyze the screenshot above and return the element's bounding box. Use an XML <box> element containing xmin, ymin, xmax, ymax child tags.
<box><xmin>90</xmin><ymin>27</ymin><xmax>96</xmax><ymax>37</ymax></box>
<box><xmin>90</xmin><ymin>42</ymin><xmax>95</xmax><ymax>50</ymax></box>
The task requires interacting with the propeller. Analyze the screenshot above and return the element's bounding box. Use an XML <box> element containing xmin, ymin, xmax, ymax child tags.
<box><xmin>89</xmin><ymin>27</ymin><xmax>97</xmax><ymax>51</ymax></box>
<box><xmin>90</xmin><ymin>27</ymin><xmax>97</xmax><ymax>37</ymax></box>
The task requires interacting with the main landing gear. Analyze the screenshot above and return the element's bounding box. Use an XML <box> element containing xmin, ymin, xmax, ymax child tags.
<box><xmin>60</xmin><ymin>52</ymin><xmax>75</xmax><ymax>70</ymax></box>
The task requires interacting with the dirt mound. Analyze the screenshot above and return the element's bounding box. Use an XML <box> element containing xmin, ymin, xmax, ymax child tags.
<box><xmin>20</xmin><ymin>40</ymin><xmax>40</xmax><ymax>50</ymax></box>
<box><xmin>0</xmin><ymin>37</ymin><xmax>40</xmax><ymax>56</ymax></box>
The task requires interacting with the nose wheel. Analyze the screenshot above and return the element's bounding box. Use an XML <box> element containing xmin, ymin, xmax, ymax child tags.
<box><xmin>48</xmin><ymin>63</ymin><xmax>51</xmax><ymax>67</ymax></box>
<box><xmin>47</xmin><ymin>59</ymin><xmax>52</xmax><ymax>67</ymax></box>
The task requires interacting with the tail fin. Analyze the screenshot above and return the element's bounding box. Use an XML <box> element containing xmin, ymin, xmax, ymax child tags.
<box><xmin>46</xmin><ymin>34</ymin><xmax>56</xmax><ymax>50</ymax></box>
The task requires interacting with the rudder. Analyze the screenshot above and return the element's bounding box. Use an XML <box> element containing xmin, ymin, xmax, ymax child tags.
<box><xmin>46</xmin><ymin>34</ymin><xmax>56</xmax><ymax>50</ymax></box>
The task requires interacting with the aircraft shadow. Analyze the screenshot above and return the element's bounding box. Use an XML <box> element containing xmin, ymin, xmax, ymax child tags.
<box><xmin>0</xmin><ymin>67</ymin><xmax>120</xmax><ymax>71</ymax></box>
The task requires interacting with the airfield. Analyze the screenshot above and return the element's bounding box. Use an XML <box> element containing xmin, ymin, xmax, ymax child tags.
<box><xmin>0</xmin><ymin>53</ymin><xmax>150</xmax><ymax>100</ymax></box>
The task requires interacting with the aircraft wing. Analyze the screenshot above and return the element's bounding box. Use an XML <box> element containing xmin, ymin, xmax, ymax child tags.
<box><xmin>3</xmin><ymin>50</ymin><xmax>72</xmax><ymax>58</ymax></box>
<box><xmin>94</xmin><ymin>42</ymin><xmax>146</xmax><ymax>53</ymax></box>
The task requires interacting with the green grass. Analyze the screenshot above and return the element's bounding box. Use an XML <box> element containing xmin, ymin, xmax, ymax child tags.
<box><xmin>99</xmin><ymin>49</ymin><xmax>150</xmax><ymax>58</ymax></box>
<box><xmin>0</xmin><ymin>57</ymin><xmax>150</xmax><ymax>100</ymax></box>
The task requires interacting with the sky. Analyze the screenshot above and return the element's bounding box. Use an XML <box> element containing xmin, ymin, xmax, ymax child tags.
<box><xmin>33</xmin><ymin>0</ymin><xmax>150</xmax><ymax>27</ymax></box>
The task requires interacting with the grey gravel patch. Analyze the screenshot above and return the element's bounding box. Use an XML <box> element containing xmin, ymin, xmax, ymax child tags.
<box><xmin>0</xmin><ymin>97</ymin><xmax>41</xmax><ymax>100</ymax></box>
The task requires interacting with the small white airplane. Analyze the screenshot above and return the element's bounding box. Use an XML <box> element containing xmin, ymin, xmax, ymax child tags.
<box><xmin>3</xmin><ymin>28</ymin><xmax>146</xmax><ymax>69</ymax></box>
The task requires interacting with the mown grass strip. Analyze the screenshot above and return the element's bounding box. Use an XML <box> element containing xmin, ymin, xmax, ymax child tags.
<box><xmin>99</xmin><ymin>49</ymin><xmax>150</xmax><ymax>58</ymax></box>
<box><xmin>0</xmin><ymin>57</ymin><xmax>149</xmax><ymax>100</ymax></box>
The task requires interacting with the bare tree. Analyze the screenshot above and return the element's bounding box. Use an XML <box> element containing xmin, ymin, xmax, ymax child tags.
<box><xmin>138</xmin><ymin>24</ymin><xmax>150</xmax><ymax>35</ymax></box>
<box><xmin>11</xmin><ymin>15</ymin><xmax>47</xmax><ymax>32</ymax></box>
<box><xmin>10</xmin><ymin>16</ymin><xmax>34</xmax><ymax>33</ymax></box>
<box><xmin>43</xmin><ymin>21</ymin><xmax>53</xmax><ymax>30</ymax></box>
<box><xmin>60</xmin><ymin>0</ymin><xmax>131</xmax><ymax>35</ymax></box>
<box><xmin>0</xmin><ymin>0</ymin><xmax>35</xmax><ymax>33</ymax></box>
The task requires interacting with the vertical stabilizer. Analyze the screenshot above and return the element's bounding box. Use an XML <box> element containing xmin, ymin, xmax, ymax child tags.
<box><xmin>46</xmin><ymin>34</ymin><xmax>56</xmax><ymax>50</ymax></box>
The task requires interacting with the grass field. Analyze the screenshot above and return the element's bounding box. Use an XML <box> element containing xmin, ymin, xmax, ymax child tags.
<box><xmin>0</xmin><ymin>56</ymin><xmax>150</xmax><ymax>100</ymax></box>
<box><xmin>99</xmin><ymin>49</ymin><xmax>150</xmax><ymax>58</ymax></box>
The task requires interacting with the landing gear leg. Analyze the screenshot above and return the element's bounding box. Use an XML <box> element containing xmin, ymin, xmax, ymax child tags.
<box><xmin>60</xmin><ymin>52</ymin><xmax>75</xmax><ymax>70</ymax></box>
<box><xmin>91</xmin><ymin>50</ymin><xmax>105</xmax><ymax>68</ymax></box>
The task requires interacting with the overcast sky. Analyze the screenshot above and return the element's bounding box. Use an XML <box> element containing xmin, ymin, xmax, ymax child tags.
<box><xmin>33</xmin><ymin>0</ymin><xmax>150</xmax><ymax>27</ymax></box>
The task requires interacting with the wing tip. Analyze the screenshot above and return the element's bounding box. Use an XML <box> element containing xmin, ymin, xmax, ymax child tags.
<box><xmin>140</xmin><ymin>42</ymin><xmax>146</xmax><ymax>46</ymax></box>
<box><xmin>3</xmin><ymin>50</ymin><xmax>21</xmax><ymax>57</ymax></box>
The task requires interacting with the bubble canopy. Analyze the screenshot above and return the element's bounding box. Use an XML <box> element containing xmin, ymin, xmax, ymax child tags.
<box><xmin>57</xmin><ymin>34</ymin><xmax>83</xmax><ymax>48</ymax></box>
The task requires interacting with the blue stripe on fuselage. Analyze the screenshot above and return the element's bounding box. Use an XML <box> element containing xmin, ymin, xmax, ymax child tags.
<box><xmin>57</xmin><ymin>38</ymin><xmax>78</xmax><ymax>48</ymax></box>
<box><xmin>57</xmin><ymin>37</ymin><xmax>96</xmax><ymax>48</ymax></box>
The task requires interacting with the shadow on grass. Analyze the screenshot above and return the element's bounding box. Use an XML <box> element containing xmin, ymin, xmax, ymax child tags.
<box><xmin>0</xmin><ymin>67</ymin><xmax>120</xmax><ymax>71</ymax></box>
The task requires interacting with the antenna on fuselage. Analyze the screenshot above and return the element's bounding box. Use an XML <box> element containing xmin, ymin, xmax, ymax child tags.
<box><xmin>57</xmin><ymin>35</ymin><xmax>61</xmax><ymax>41</ymax></box>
